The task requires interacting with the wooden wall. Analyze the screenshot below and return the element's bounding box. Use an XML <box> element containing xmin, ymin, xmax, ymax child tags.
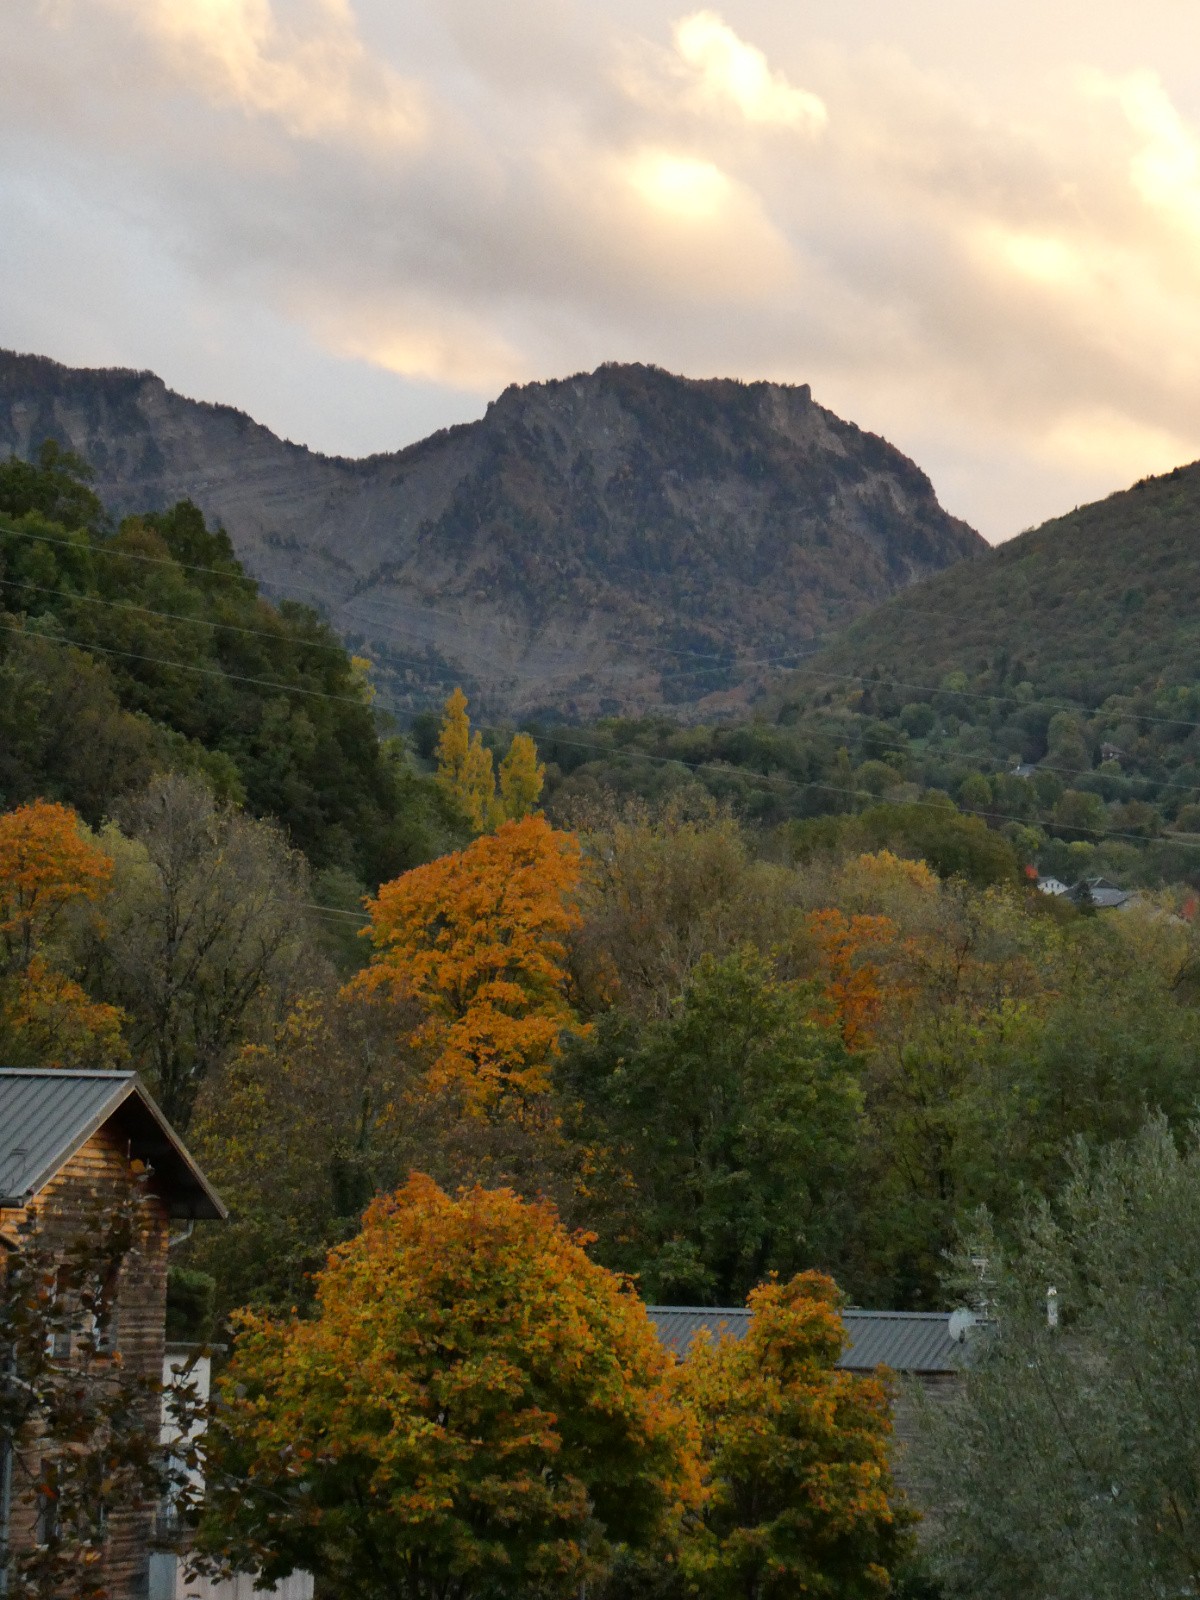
<box><xmin>2</xmin><ymin>1121</ymin><xmax>171</xmax><ymax>1599</ymax></box>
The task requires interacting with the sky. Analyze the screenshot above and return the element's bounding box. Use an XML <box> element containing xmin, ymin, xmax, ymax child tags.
<box><xmin>5</xmin><ymin>2</ymin><xmax>1200</xmax><ymax>540</ymax></box>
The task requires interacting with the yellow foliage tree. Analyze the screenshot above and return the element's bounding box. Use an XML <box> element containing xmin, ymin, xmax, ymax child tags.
<box><xmin>435</xmin><ymin>688</ymin><xmax>544</xmax><ymax>833</ymax></box>
<box><xmin>200</xmin><ymin>1177</ymin><xmax>698</xmax><ymax>1600</ymax></box>
<box><xmin>0</xmin><ymin>800</ymin><xmax>124</xmax><ymax>1067</ymax></box>
<box><xmin>464</xmin><ymin>730</ymin><xmax>500</xmax><ymax>832</ymax></box>
<box><xmin>678</xmin><ymin>1271</ymin><xmax>910</xmax><ymax>1599</ymax></box>
<box><xmin>434</xmin><ymin>687</ymin><xmax>472</xmax><ymax>800</ymax></box>
<box><xmin>499</xmin><ymin>731</ymin><xmax>545</xmax><ymax>821</ymax></box>
<box><xmin>351</xmin><ymin>816</ymin><xmax>584</xmax><ymax>1114</ymax></box>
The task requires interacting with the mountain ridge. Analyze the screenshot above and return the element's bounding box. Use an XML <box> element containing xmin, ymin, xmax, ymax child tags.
<box><xmin>0</xmin><ymin>349</ymin><xmax>985</xmax><ymax>716</ymax></box>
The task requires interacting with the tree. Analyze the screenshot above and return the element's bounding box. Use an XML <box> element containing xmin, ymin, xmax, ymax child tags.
<box><xmin>498</xmin><ymin>731</ymin><xmax>544</xmax><ymax>821</ymax></box>
<box><xmin>0</xmin><ymin>800</ymin><xmax>112</xmax><ymax>970</ymax></box>
<box><xmin>435</xmin><ymin>690</ymin><xmax>545</xmax><ymax>833</ymax></box>
<box><xmin>571</xmin><ymin>803</ymin><xmax>805</xmax><ymax>1020</ymax></box>
<box><xmin>434</xmin><ymin>688</ymin><xmax>499</xmax><ymax>833</ymax></box>
<box><xmin>679</xmin><ymin>1272</ymin><xmax>910</xmax><ymax>1600</ymax></box>
<box><xmin>563</xmin><ymin>950</ymin><xmax>861</xmax><ymax>1302</ymax></box>
<box><xmin>1052</xmin><ymin>788</ymin><xmax>1106</xmax><ymax>840</ymax></box>
<box><xmin>0</xmin><ymin>800</ymin><xmax>123</xmax><ymax>1069</ymax></box>
<box><xmin>84</xmin><ymin>773</ymin><xmax>313</xmax><ymax>1128</ymax></box>
<box><xmin>0</xmin><ymin>439</ymin><xmax>106</xmax><ymax>531</ymax></box>
<box><xmin>914</xmin><ymin>1118</ymin><xmax>1200</xmax><ymax>1600</ymax></box>
<box><xmin>197</xmin><ymin>1177</ymin><xmax>698</xmax><ymax>1600</ymax></box>
<box><xmin>187</xmin><ymin>987</ymin><xmax>425</xmax><ymax>1320</ymax></box>
<box><xmin>805</xmin><ymin>908</ymin><xmax>900</xmax><ymax>1052</ymax></box>
<box><xmin>353</xmin><ymin>816</ymin><xmax>583</xmax><ymax>1115</ymax></box>
<box><xmin>0</xmin><ymin>1178</ymin><xmax>197</xmax><ymax>1599</ymax></box>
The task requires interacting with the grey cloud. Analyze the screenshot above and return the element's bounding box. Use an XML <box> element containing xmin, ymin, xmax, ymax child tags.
<box><xmin>4</xmin><ymin>0</ymin><xmax>1200</xmax><ymax>537</ymax></box>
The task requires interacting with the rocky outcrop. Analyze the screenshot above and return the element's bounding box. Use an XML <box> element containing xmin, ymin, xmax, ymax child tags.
<box><xmin>0</xmin><ymin>351</ymin><xmax>985</xmax><ymax>716</ymax></box>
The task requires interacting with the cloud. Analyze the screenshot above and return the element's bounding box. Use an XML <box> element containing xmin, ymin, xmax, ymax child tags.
<box><xmin>1085</xmin><ymin>67</ymin><xmax>1200</xmax><ymax>241</ymax></box>
<box><xmin>672</xmin><ymin>10</ymin><xmax>827</xmax><ymax>132</ymax></box>
<box><xmin>97</xmin><ymin>0</ymin><xmax>425</xmax><ymax>148</ymax></box>
<box><xmin>7</xmin><ymin>0</ymin><xmax>1200</xmax><ymax>540</ymax></box>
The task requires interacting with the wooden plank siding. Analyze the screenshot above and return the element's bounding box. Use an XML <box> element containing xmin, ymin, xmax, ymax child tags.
<box><xmin>1</xmin><ymin>1123</ymin><xmax>172</xmax><ymax>1600</ymax></box>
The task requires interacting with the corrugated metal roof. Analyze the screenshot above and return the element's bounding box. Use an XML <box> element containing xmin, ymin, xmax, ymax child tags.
<box><xmin>646</xmin><ymin>1305</ymin><xmax>960</xmax><ymax>1374</ymax></box>
<box><xmin>0</xmin><ymin>1069</ymin><xmax>226</xmax><ymax>1220</ymax></box>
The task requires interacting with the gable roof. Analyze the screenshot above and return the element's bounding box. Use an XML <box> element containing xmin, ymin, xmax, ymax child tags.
<box><xmin>646</xmin><ymin>1305</ymin><xmax>960</xmax><ymax>1375</ymax></box>
<box><xmin>0</xmin><ymin>1070</ymin><xmax>226</xmax><ymax>1220</ymax></box>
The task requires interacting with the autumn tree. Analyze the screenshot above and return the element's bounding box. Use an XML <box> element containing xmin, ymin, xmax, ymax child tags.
<box><xmin>805</xmin><ymin>908</ymin><xmax>900</xmax><ymax>1052</ymax></box>
<box><xmin>354</xmin><ymin>816</ymin><xmax>583</xmax><ymax>1114</ymax></box>
<box><xmin>679</xmin><ymin>1272</ymin><xmax>910</xmax><ymax>1600</ymax></box>
<box><xmin>498</xmin><ymin>731</ymin><xmax>544</xmax><ymax>820</ymax></box>
<box><xmin>82</xmin><ymin>773</ymin><xmax>313</xmax><ymax>1128</ymax></box>
<box><xmin>435</xmin><ymin>689</ymin><xmax>546</xmax><ymax>833</ymax></box>
<box><xmin>0</xmin><ymin>799</ymin><xmax>123</xmax><ymax>1068</ymax></box>
<box><xmin>435</xmin><ymin>688</ymin><xmax>498</xmax><ymax>833</ymax></box>
<box><xmin>570</xmin><ymin>802</ymin><xmax>806</xmax><ymax>1019</ymax></box>
<box><xmin>197</xmin><ymin>1177</ymin><xmax>698</xmax><ymax>1600</ymax></box>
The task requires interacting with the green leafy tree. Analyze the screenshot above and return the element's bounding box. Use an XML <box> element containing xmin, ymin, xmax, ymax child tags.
<box><xmin>915</xmin><ymin>1118</ymin><xmax>1200</xmax><ymax>1600</ymax></box>
<box><xmin>563</xmin><ymin>948</ymin><xmax>861</xmax><ymax>1301</ymax></box>
<box><xmin>0</xmin><ymin>440</ymin><xmax>106</xmax><ymax>531</ymax></box>
<box><xmin>83</xmin><ymin>773</ymin><xmax>314</xmax><ymax>1128</ymax></box>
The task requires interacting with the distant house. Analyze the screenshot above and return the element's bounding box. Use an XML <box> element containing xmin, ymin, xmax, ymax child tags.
<box><xmin>1069</xmin><ymin>876</ymin><xmax>1139</xmax><ymax>910</ymax></box>
<box><xmin>0</xmin><ymin>1069</ymin><xmax>226</xmax><ymax>1600</ymax></box>
<box><xmin>1012</xmin><ymin>763</ymin><xmax>1039</xmax><ymax>779</ymax></box>
<box><xmin>1100</xmin><ymin>743</ymin><xmax>1124</xmax><ymax>763</ymax></box>
<box><xmin>1037</xmin><ymin>876</ymin><xmax>1070</xmax><ymax>896</ymax></box>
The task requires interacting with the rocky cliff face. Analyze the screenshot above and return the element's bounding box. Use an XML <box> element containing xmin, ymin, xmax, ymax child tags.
<box><xmin>0</xmin><ymin>351</ymin><xmax>985</xmax><ymax>716</ymax></box>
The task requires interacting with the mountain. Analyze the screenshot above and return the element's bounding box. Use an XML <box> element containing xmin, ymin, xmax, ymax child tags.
<box><xmin>0</xmin><ymin>350</ymin><xmax>984</xmax><ymax>717</ymax></box>
<box><xmin>780</xmin><ymin>460</ymin><xmax>1200</xmax><ymax>711</ymax></box>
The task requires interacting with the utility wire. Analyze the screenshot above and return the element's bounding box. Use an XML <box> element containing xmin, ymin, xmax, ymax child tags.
<box><xmin>0</xmin><ymin>619</ymin><xmax>369</xmax><ymax>706</ymax></box>
<box><xmin>4</xmin><ymin>613</ymin><xmax>1199</xmax><ymax>856</ymax></box>
<box><xmin>1</xmin><ymin>523</ymin><xmax>826</xmax><ymax>673</ymax></box>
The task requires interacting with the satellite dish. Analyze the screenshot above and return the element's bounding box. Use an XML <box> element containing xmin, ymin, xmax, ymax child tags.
<box><xmin>948</xmin><ymin>1308</ymin><xmax>977</xmax><ymax>1343</ymax></box>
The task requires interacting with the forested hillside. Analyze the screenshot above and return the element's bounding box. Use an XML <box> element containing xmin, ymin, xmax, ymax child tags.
<box><xmin>517</xmin><ymin>458</ymin><xmax>1200</xmax><ymax>892</ymax></box>
<box><xmin>0</xmin><ymin>350</ymin><xmax>984</xmax><ymax>716</ymax></box>
<box><xmin>8</xmin><ymin>439</ymin><xmax>1200</xmax><ymax>1599</ymax></box>
<box><xmin>0</xmin><ymin>442</ymin><xmax>458</xmax><ymax>888</ymax></box>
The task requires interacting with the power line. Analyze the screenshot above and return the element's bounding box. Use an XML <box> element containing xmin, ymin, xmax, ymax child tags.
<box><xmin>3</xmin><ymin>521</ymin><xmax>826</xmax><ymax>674</ymax></box>
<box><xmin>0</xmin><ymin>618</ymin><xmax>369</xmax><ymax>706</ymax></box>
<box><xmin>790</xmin><ymin>661</ymin><xmax>1200</xmax><ymax>734</ymax></box>
<box><xmin>5</xmin><ymin>610</ymin><xmax>1198</xmax><ymax>855</ymax></box>
<box><xmin>8</xmin><ymin>524</ymin><xmax>1200</xmax><ymax>830</ymax></box>
<box><xmin>0</xmin><ymin>519</ymin><xmax>257</xmax><ymax>585</ymax></box>
<box><xmin>3</xmin><ymin>575</ymin><xmax>349</xmax><ymax>655</ymax></box>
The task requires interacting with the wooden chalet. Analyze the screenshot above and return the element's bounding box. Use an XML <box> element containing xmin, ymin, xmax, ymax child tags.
<box><xmin>0</xmin><ymin>1068</ymin><xmax>225</xmax><ymax>1600</ymax></box>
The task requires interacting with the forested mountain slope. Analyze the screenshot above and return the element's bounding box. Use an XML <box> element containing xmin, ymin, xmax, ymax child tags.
<box><xmin>0</xmin><ymin>447</ymin><xmax>457</xmax><ymax>886</ymax></box>
<box><xmin>785</xmin><ymin>460</ymin><xmax>1200</xmax><ymax>706</ymax></box>
<box><xmin>0</xmin><ymin>350</ymin><xmax>984</xmax><ymax>717</ymax></box>
<box><xmin>522</xmin><ymin>460</ymin><xmax>1200</xmax><ymax>891</ymax></box>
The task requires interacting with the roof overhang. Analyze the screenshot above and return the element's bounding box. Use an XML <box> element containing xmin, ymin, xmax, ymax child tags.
<box><xmin>0</xmin><ymin>1070</ymin><xmax>227</xmax><ymax>1220</ymax></box>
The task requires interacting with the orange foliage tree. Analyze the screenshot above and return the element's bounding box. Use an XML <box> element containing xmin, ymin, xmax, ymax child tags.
<box><xmin>0</xmin><ymin>800</ymin><xmax>123</xmax><ymax>1067</ymax></box>
<box><xmin>352</xmin><ymin>816</ymin><xmax>583</xmax><ymax>1114</ymax></box>
<box><xmin>199</xmin><ymin>1176</ymin><xmax>698</xmax><ymax>1600</ymax></box>
<box><xmin>679</xmin><ymin>1271</ymin><xmax>911</xmax><ymax>1600</ymax></box>
<box><xmin>806</xmin><ymin>908</ymin><xmax>902</xmax><ymax>1052</ymax></box>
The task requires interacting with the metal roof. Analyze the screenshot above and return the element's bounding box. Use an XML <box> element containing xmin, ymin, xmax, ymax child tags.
<box><xmin>647</xmin><ymin>1305</ymin><xmax>960</xmax><ymax>1375</ymax></box>
<box><xmin>0</xmin><ymin>1069</ymin><xmax>226</xmax><ymax>1220</ymax></box>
